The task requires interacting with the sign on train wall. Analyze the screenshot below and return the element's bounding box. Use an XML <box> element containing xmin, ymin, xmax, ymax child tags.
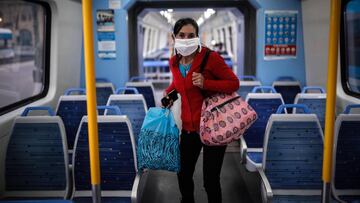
<box><xmin>96</xmin><ymin>9</ymin><xmax>117</xmax><ymax>59</ymax></box>
<box><xmin>264</xmin><ymin>10</ymin><xmax>298</xmax><ymax>60</ymax></box>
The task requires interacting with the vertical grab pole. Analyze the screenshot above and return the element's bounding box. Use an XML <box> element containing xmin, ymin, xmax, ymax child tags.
<box><xmin>82</xmin><ymin>0</ymin><xmax>101</xmax><ymax>202</ymax></box>
<box><xmin>322</xmin><ymin>0</ymin><xmax>341</xmax><ymax>202</ymax></box>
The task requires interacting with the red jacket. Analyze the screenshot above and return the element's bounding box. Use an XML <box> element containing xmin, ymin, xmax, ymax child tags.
<box><xmin>166</xmin><ymin>48</ymin><xmax>239</xmax><ymax>132</ymax></box>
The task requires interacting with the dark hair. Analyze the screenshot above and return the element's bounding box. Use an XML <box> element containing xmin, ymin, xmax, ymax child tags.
<box><xmin>173</xmin><ymin>18</ymin><xmax>199</xmax><ymax>37</ymax></box>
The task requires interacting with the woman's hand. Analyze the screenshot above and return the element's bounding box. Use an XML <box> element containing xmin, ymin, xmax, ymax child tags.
<box><xmin>192</xmin><ymin>72</ymin><xmax>204</xmax><ymax>89</ymax></box>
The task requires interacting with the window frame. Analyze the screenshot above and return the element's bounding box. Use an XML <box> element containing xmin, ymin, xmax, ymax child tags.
<box><xmin>341</xmin><ymin>0</ymin><xmax>360</xmax><ymax>99</ymax></box>
<box><xmin>0</xmin><ymin>0</ymin><xmax>51</xmax><ymax>115</ymax></box>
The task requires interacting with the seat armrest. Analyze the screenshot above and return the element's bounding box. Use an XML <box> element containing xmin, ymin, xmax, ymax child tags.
<box><xmin>131</xmin><ymin>173</ymin><xmax>141</xmax><ymax>203</ymax></box>
<box><xmin>240</xmin><ymin>136</ymin><xmax>247</xmax><ymax>164</ymax></box>
<box><xmin>257</xmin><ymin>168</ymin><xmax>273</xmax><ymax>202</ymax></box>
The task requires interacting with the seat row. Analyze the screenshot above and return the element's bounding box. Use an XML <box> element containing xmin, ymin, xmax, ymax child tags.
<box><xmin>2</xmin><ymin>106</ymin><xmax>143</xmax><ymax>203</ymax></box>
<box><xmin>57</xmin><ymin>87</ymin><xmax>148</xmax><ymax>152</ymax></box>
<box><xmin>241</xmin><ymin>85</ymin><xmax>326</xmax><ymax>173</ymax></box>
<box><xmin>240</xmin><ymin>103</ymin><xmax>360</xmax><ymax>202</ymax></box>
<box><xmin>95</xmin><ymin>78</ymin><xmax>156</xmax><ymax>110</ymax></box>
<box><xmin>238</xmin><ymin>75</ymin><xmax>303</xmax><ymax>108</ymax></box>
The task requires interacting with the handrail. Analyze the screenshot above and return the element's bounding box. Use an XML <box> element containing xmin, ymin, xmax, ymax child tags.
<box><xmin>130</xmin><ymin>76</ymin><xmax>147</xmax><ymax>82</ymax></box>
<box><xmin>276</xmin><ymin>104</ymin><xmax>310</xmax><ymax>114</ymax></box>
<box><xmin>302</xmin><ymin>86</ymin><xmax>326</xmax><ymax>93</ymax></box>
<box><xmin>115</xmin><ymin>87</ymin><xmax>139</xmax><ymax>94</ymax></box>
<box><xmin>276</xmin><ymin>76</ymin><xmax>296</xmax><ymax>81</ymax></box>
<box><xmin>343</xmin><ymin>104</ymin><xmax>360</xmax><ymax>114</ymax></box>
<box><xmin>82</xmin><ymin>0</ymin><xmax>101</xmax><ymax>202</ymax></box>
<box><xmin>21</xmin><ymin>106</ymin><xmax>55</xmax><ymax>117</ymax></box>
<box><xmin>97</xmin><ymin>105</ymin><xmax>122</xmax><ymax>115</ymax></box>
<box><xmin>96</xmin><ymin>78</ymin><xmax>110</xmax><ymax>83</ymax></box>
<box><xmin>239</xmin><ymin>75</ymin><xmax>257</xmax><ymax>81</ymax></box>
<box><xmin>64</xmin><ymin>88</ymin><xmax>86</xmax><ymax>95</ymax></box>
<box><xmin>322</xmin><ymin>0</ymin><xmax>341</xmax><ymax>202</ymax></box>
<box><xmin>251</xmin><ymin>86</ymin><xmax>277</xmax><ymax>93</ymax></box>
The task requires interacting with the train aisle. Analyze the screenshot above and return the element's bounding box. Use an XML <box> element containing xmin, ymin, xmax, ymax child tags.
<box><xmin>141</xmin><ymin>152</ymin><xmax>261</xmax><ymax>203</ymax></box>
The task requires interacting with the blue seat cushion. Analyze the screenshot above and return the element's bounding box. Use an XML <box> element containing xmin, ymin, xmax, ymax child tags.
<box><xmin>272</xmin><ymin>195</ymin><xmax>321</xmax><ymax>202</ymax></box>
<box><xmin>73</xmin><ymin>197</ymin><xmax>131</xmax><ymax>203</ymax></box>
<box><xmin>247</xmin><ymin>151</ymin><xmax>262</xmax><ymax>163</ymax></box>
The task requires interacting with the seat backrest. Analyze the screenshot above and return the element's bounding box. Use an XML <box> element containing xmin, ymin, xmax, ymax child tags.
<box><xmin>244</xmin><ymin>92</ymin><xmax>284</xmax><ymax>148</ymax></box>
<box><xmin>5</xmin><ymin>107</ymin><xmax>69</xmax><ymax>199</ymax></box>
<box><xmin>332</xmin><ymin>105</ymin><xmax>360</xmax><ymax>200</ymax></box>
<box><xmin>56</xmin><ymin>94</ymin><xmax>87</xmax><ymax>150</ymax></box>
<box><xmin>294</xmin><ymin>89</ymin><xmax>326</xmax><ymax>130</ymax></box>
<box><xmin>72</xmin><ymin>115</ymin><xmax>137</xmax><ymax>197</ymax></box>
<box><xmin>272</xmin><ymin>81</ymin><xmax>301</xmax><ymax>109</ymax></box>
<box><xmin>106</xmin><ymin>94</ymin><xmax>147</xmax><ymax>145</ymax></box>
<box><xmin>263</xmin><ymin>113</ymin><xmax>323</xmax><ymax>192</ymax></box>
<box><xmin>96</xmin><ymin>82</ymin><xmax>115</xmax><ymax>114</ymax></box>
<box><xmin>237</xmin><ymin>80</ymin><xmax>261</xmax><ymax>99</ymax></box>
<box><xmin>126</xmin><ymin>81</ymin><xmax>156</xmax><ymax>109</ymax></box>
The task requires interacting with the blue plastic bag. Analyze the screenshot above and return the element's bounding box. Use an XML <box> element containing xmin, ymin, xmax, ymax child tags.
<box><xmin>137</xmin><ymin>107</ymin><xmax>180</xmax><ymax>172</ymax></box>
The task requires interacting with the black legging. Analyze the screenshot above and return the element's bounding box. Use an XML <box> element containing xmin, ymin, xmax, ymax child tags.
<box><xmin>177</xmin><ymin>131</ymin><xmax>227</xmax><ymax>203</ymax></box>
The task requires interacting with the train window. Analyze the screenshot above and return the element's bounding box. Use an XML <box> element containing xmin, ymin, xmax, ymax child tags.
<box><xmin>0</xmin><ymin>1</ymin><xmax>50</xmax><ymax>115</ymax></box>
<box><xmin>342</xmin><ymin>0</ymin><xmax>360</xmax><ymax>98</ymax></box>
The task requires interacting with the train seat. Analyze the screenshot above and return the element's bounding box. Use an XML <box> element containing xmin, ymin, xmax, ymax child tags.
<box><xmin>332</xmin><ymin>104</ymin><xmax>360</xmax><ymax>203</ymax></box>
<box><xmin>272</xmin><ymin>76</ymin><xmax>301</xmax><ymax>112</ymax></box>
<box><xmin>294</xmin><ymin>86</ymin><xmax>327</xmax><ymax>130</ymax></box>
<box><xmin>240</xmin><ymin>86</ymin><xmax>284</xmax><ymax>172</ymax></box>
<box><xmin>237</xmin><ymin>75</ymin><xmax>261</xmax><ymax>99</ymax></box>
<box><xmin>95</xmin><ymin>79</ymin><xmax>115</xmax><ymax>115</ymax></box>
<box><xmin>258</xmin><ymin>104</ymin><xmax>324</xmax><ymax>202</ymax></box>
<box><xmin>3</xmin><ymin>107</ymin><xmax>70</xmax><ymax>200</ymax></box>
<box><xmin>56</xmin><ymin>88</ymin><xmax>87</xmax><ymax>151</ymax></box>
<box><xmin>72</xmin><ymin>109</ymin><xmax>142</xmax><ymax>203</ymax></box>
<box><xmin>106</xmin><ymin>93</ymin><xmax>147</xmax><ymax>146</ymax></box>
<box><xmin>125</xmin><ymin>82</ymin><xmax>156</xmax><ymax>109</ymax></box>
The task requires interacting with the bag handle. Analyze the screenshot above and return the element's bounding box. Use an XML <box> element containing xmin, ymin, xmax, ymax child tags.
<box><xmin>199</xmin><ymin>49</ymin><xmax>212</xmax><ymax>73</ymax></box>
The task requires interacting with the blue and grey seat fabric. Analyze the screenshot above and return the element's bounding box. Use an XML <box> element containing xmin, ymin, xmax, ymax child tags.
<box><xmin>237</xmin><ymin>75</ymin><xmax>261</xmax><ymax>99</ymax></box>
<box><xmin>125</xmin><ymin>82</ymin><xmax>156</xmax><ymax>109</ymax></box>
<box><xmin>4</xmin><ymin>106</ymin><xmax>70</xmax><ymax>200</ymax></box>
<box><xmin>294</xmin><ymin>86</ymin><xmax>327</xmax><ymax>130</ymax></box>
<box><xmin>72</xmin><ymin>107</ymin><xmax>141</xmax><ymax>203</ymax></box>
<box><xmin>258</xmin><ymin>104</ymin><xmax>324</xmax><ymax>203</ymax></box>
<box><xmin>332</xmin><ymin>104</ymin><xmax>360</xmax><ymax>203</ymax></box>
<box><xmin>240</xmin><ymin>86</ymin><xmax>284</xmax><ymax>172</ymax></box>
<box><xmin>272</xmin><ymin>76</ymin><xmax>301</xmax><ymax>112</ymax></box>
<box><xmin>106</xmin><ymin>91</ymin><xmax>147</xmax><ymax>146</ymax></box>
<box><xmin>96</xmin><ymin>81</ymin><xmax>115</xmax><ymax>115</ymax></box>
<box><xmin>56</xmin><ymin>88</ymin><xmax>87</xmax><ymax>151</ymax></box>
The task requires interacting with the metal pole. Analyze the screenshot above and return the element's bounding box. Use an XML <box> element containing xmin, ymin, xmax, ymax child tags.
<box><xmin>81</xmin><ymin>0</ymin><xmax>101</xmax><ymax>202</ymax></box>
<box><xmin>322</xmin><ymin>0</ymin><xmax>341</xmax><ymax>202</ymax></box>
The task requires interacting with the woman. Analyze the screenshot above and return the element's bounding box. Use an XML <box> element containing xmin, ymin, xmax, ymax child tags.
<box><xmin>164</xmin><ymin>18</ymin><xmax>239</xmax><ymax>203</ymax></box>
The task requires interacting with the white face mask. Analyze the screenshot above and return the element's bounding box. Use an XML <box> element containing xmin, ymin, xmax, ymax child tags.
<box><xmin>174</xmin><ymin>37</ymin><xmax>201</xmax><ymax>56</ymax></box>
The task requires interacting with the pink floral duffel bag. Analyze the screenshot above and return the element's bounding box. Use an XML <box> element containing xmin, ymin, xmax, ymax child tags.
<box><xmin>200</xmin><ymin>92</ymin><xmax>257</xmax><ymax>146</ymax></box>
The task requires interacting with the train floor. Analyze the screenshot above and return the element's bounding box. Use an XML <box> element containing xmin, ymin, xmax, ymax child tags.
<box><xmin>140</xmin><ymin>152</ymin><xmax>262</xmax><ymax>203</ymax></box>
